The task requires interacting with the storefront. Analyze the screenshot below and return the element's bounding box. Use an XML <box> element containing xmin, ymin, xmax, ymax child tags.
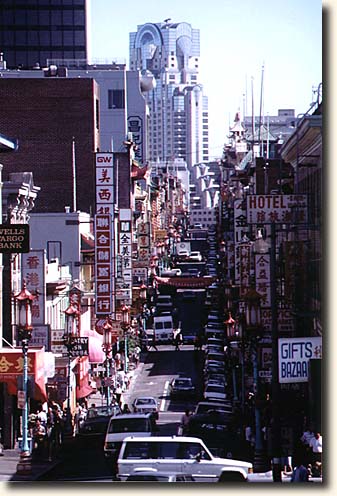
<box><xmin>0</xmin><ymin>347</ymin><xmax>54</xmax><ymax>448</ymax></box>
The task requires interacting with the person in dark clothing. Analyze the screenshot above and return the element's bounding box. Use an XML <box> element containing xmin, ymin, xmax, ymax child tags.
<box><xmin>290</xmin><ymin>463</ymin><xmax>309</xmax><ymax>482</ymax></box>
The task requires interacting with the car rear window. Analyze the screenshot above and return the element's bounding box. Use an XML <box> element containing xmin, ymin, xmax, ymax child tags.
<box><xmin>108</xmin><ymin>418</ymin><xmax>150</xmax><ymax>433</ymax></box>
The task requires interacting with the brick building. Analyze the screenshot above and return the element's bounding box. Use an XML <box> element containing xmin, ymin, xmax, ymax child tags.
<box><xmin>0</xmin><ymin>77</ymin><xmax>99</xmax><ymax>213</ymax></box>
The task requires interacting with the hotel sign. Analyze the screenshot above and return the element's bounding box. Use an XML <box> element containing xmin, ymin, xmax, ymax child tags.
<box><xmin>0</xmin><ymin>224</ymin><xmax>30</xmax><ymax>253</ymax></box>
<box><xmin>247</xmin><ymin>195</ymin><xmax>307</xmax><ymax>224</ymax></box>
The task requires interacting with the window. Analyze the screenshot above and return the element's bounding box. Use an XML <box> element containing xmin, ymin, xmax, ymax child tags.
<box><xmin>108</xmin><ymin>89</ymin><xmax>125</xmax><ymax>109</ymax></box>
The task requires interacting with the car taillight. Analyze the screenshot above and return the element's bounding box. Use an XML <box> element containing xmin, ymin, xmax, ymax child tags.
<box><xmin>248</xmin><ymin>467</ymin><xmax>253</xmax><ymax>474</ymax></box>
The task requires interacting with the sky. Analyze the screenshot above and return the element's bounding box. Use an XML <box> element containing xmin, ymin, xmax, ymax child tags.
<box><xmin>88</xmin><ymin>0</ymin><xmax>322</xmax><ymax>161</ymax></box>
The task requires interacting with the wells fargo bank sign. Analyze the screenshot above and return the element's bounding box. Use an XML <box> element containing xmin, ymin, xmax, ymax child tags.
<box><xmin>0</xmin><ymin>224</ymin><xmax>30</xmax><ymax>253</ymax></box>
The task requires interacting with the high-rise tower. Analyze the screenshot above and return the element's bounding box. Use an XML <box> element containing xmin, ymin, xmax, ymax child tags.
<box><xmin>0</xmin><ymin>0</ymin><xmax>88</xmax><ymax>70</ymax></box>
<box><xmin>129</xmin><ymin>21</ymin><xmax>209</xmax><ymax>168</ymax></box>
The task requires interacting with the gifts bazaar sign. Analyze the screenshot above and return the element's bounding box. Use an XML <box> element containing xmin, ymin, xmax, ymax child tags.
<box><xmin>0</xmin><ymin>224</ymin><xmax>30</xmax><ymax>253</ymax></box>
<box><xmin>246</xmin><ymin>195</ymin><xmax>307</xmax><ymax>224</ymax></box>
<box><xmin>278</xmin><ymin>337</ymin><xmax>322</xmax><ymax>383</ymax></box>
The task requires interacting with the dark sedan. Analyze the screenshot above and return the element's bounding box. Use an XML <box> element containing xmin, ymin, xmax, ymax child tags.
<box><xmin>77</xmin><ymin>404</ymin><xmax>121</xmax><ymax>445</ymax></box>
<box><xmin>169</xmin><ymin>377</ymin><xmax>196</xmax><ymax>399</ymax></box>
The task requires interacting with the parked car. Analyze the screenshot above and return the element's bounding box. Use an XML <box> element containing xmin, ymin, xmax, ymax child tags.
<box><xmin>117</xmin><ymin>436</ymin><xmax>252</xmax><ymax>482</ymax></box>
<box><xmin>187</xmin><ymin>413</ymin><xmax>242</xmax><ymax>459</ymax></box>
<box><xmin>132</xmin><ymin>397</ymin><xmax>159</xmax><ymax>419</ymax></box>
<box><xmin>161</xmin><ymin>268</ymin><xmax>182</xmax><ymax>277</ymax></box>
<box><xmin>104</xmin><ymin>413</ymin><xmax>156</xmax><ymax>473</ymax></box>
<box><xmin>124</xmin><ymin>470</ymin><xmax>196</xmax><ymax>482</ymax></box>
<box><xmin>203</xmin><ymin>384</ymin><xmax>228</xmax><ymax>402</ymax></box>
<box><xmin>77</xmin><ymin>404</ymin><xmax>121</xmax><ymax>444</ymax></box>
<box><xmin>195</xmin><ymin>401</ymin><xmax>233</xmax><ymax>416</ymax></box>
<box><xmin>169</xmin><ymin>377</ymin><xmax>196</xmax><ymax>399</ymax></box>
<box><xmin>188</xmin><ymin>251</ymin><xmax>202</xmax><ymax>262</ymax></box>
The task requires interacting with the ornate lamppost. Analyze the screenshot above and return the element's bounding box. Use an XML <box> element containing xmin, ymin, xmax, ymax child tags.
<box><xmin>120</xmin><ymin>304</ymin><xmax>131</xmax><ymax>373</ymax></box>
<box><xmin>224</xmin><ymin>312</ymin><xmax>239</xmax><ymax>401</ymax></box>
<box><xmin>102</xmin><ymin>317</ymin><xmax>113</xmax><ymax>406</ymax></box>
<box><xmin>63</xmin><ymin>298</ymin><xmax>80</xmax><ymax>435</ymax></box>
<box><xmin>243</xmin><ymin>288</ymin><xmax>268</xmax><ymax>472</ymax></box>
<box><xmin>15</xmin><ymin>280</ymin><xmax>35</xmax><ymax>475</ymax></box>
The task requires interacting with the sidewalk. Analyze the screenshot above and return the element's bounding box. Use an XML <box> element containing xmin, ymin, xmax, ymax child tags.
<box><xmin>0</xmin><ymin>447</ymin><xmax>60</xmax><ymax>482</ymax></box>
<box><xmin>0</xmin><ymin>353</ymin><xmax>147</xmax><ymax>482</ymax></box>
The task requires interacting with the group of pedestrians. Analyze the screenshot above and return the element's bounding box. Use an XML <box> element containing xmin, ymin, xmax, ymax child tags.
<box><xmin>30</xmin><ymin>401</ymin><xmax>65</xmax><ymax>461</ymax></box>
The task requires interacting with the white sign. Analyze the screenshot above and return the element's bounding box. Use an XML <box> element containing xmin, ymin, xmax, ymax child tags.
<box><xmin>22</xmin><ymin>250</ymin><xmax>46</xmax><ymax>325</ymax></box>
<box><xmin>278</xmin><ymin>337</ymin><xmax>322</xmax><ymax>383</ymax></box>
<box><xmin>247</xmin><ymin>195</ymin><xmax>308</xmax><ymax>224</ymax></box>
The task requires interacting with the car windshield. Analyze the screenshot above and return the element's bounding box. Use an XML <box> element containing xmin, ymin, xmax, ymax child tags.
<box><xmin>135</xmin><ymin>398</ymin><xmax>156</xmax><ymax>406</ymax></box>
<box><xmin>108</xmin><ymin>418</ymin><xmax>149</xmax><ymax>433</ymax></box>
<box><xmin>86</xmin><ymin>407</ymin><xmax>116</xmax><ymax>418</ymax></box>
<box><xmin>175</xmin><ymin>379</ymin><xmax>192</xmax><ymax>387</ymax></box>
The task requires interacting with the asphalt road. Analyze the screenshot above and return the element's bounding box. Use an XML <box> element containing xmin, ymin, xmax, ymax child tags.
<box><xmin>38</xmin><ymin>345</ymin><xmax>204</xmax><ymax>481</ymax></box>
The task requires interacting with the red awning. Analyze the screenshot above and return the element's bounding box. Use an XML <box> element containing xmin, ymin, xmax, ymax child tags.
<box><xmin>154</xmin><ymin>275</ymin><xmax>217</xmax><ymax>288</ymax></box>
<box><xmin>0</xmin><ymin>347</ymin><xmax>49</xmax><ymax>401</ymax></box>
<box><xmin>75</xmin><ymin>356</ymin><xmax>94</xmax><ymax>399</ymax></box>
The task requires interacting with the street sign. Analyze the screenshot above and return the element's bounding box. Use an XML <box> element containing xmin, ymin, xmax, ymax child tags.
<box><xmin>70</xmin><ymin>337</ymin><xmax>89</xmax><ymax>357</ymax></box>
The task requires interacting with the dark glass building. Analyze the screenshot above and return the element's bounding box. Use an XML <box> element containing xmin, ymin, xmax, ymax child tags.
<box><xmin>0</xmin><ymin>0</ymin><xmax>88</xmax><ymax>70</ymax></box>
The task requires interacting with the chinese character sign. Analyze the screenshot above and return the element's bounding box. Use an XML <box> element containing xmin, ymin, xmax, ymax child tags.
<box><xmin>95</xmin><ymin>214</ymin><xmax>113</xmax><ymax>315</ymax></box>
<box><xmin>255</xmin><ymin>253</ymin><xmax>271</xmax><ymax>307</ymax></box>
<box><xmin>22</xmin><ymin>250</ymin><xmax>46</xmax><ymax>325</ymax></box>
<box><xmin>246</xmin><ymin>195</ymin><xmax>308</xmax><ymax>224</ymax></box>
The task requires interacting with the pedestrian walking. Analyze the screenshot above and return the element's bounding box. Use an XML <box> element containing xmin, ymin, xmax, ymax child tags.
<box><xmin>173</xmin><ymin>328</ymin><xmax>182</xmax><ymax>351</ymax></box>
<box><xmin>179</xmin><ymin>408</ymin><xmax>193</xmax><ymax>435</ymax></box>
<box><xmin>309</xmin><ymin>431</ymin><xmax>322</xmax><ymax>464</ymax></box>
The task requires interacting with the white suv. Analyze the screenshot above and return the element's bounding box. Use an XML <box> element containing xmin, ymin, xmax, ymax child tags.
<box><xmin>117</xmin><ymin>436</ymin><xmax>252</xmax><ymax>482</ymax></box>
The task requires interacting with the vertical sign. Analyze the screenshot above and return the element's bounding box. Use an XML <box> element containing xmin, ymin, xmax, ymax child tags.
<box><xmin>255</xmin><ymin>253</ymin><xmax>271</xmax><ymax>307</ymax></box>
<box><xmin>95</xmin><ymin>152</ymin><xmax>115</xmax><ymax>318</ymax></box>
<box><xmin>127</xmin><ymin>116</ymin><xmax>143</xmax><ymax>163</ymax></box>
<box><xmin>95</xmin><ymin>214</ymin><xmax>112</xmax><ymax>315</ymax></box>
<box><xmin>22</xmin><ymin>250</ymin><xmax>46</xmax><ymax>325</ymax></box>
<box><xmin>117</xmin><ymin>209</ymin><xmax>132</xmax><ymax>303</ymax></box>
<box><xmin>238</xmin><ymin>242</ymin><xmax>251</xmax><ymax>297</ymax></box>
<box><xmin>234</xmin><ymin>198</ymin><xmax>248</xmax><ymax>284</ymax></box>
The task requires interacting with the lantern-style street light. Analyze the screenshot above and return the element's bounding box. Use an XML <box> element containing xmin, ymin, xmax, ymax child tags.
<box><xmin>63</xmin><ymin>298</ymin><xmax>80</xmax><ymax>435</ymax></box>
<box><xmin>15</xmin><ymin>280</ymin><xmax>35</xmax><ymax>475</ymax></box>
<box><xmin>102</xmin><ymin>317</ymin><xmax>113</xmax><ymax>406</ymax></box>
<box><xmin>224</xmin><ymin>312</ymin><xmax>239</xmax><ymax>401</ymax></box>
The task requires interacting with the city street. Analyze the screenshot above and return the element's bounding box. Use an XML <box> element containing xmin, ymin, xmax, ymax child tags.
<box><xmin>37</xmin><ymin>345</ymin><xmax>204</xmax><ymax>481</ymax></box>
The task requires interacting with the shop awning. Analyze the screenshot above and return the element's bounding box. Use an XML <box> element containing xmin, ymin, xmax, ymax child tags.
<box><xmin>75</xmin><ymin>356</ymin><xmax>94</xmax><ymax>399</ymax></box>
<box><xmin>0</xmin><ymin>347</ymin><xmax>53</xmax><ymax>401</ymax></box>
<box><xmin>82</xmin><ymin>329</ymin><xmax>105</xmax><ymax>363</ymax></box>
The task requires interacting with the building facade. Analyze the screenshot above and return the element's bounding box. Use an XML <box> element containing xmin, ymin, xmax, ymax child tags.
<box><xmin>129</xmin><ymin>21</ymin><xmax>209</xmax><ymax>168</ymax></box>
<box><xmin>0</xmin><ymin>77</ymin><xmax>99</xmax><ymax>213</ymax></box>
<box><xmin>0</xmin><ymin>0</ymin><xmax>88</xmax><ymax>70</ymax></box>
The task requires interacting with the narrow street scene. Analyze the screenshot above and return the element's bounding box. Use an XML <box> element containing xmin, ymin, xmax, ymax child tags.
<box><xmin>0</xmin><ymin>0</ymin><xmax>322</xmax><ymax>486</ymax></box>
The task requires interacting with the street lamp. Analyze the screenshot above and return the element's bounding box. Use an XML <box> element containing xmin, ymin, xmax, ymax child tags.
<box><xmin>224</xmin><ymin>312</ymin><xmax>239</xmax><ymax>401</ymax></box>
<box><xmin>120</xmin><ymin>304</ymin><xmax>131</xmax><ymax>373</ymax></box>
<box><xmin>102</xmin><ymin>317</ymin><xmax>113</xmax><ymax>406</ymax></box>
<box><xmin>15</xmin><ymin>280</ymin><xmax>35</xmax><ymax>475</ymax></box>
<box><xmin>243</xmin><ymin>288</ymin><xmax>268</xmax><ymax>472</ymax></box>
<box><xmin>63</xmin><ymin>299</ymin><xmax>80</xmax><ymax>435</ymax></box>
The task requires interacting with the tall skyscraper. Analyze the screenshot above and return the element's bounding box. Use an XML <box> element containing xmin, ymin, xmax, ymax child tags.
<box><xmin>0</xmin><ymin>0</ymin><xmax>88</xmax><ymax>70</ymax></box>
<box><xmin>129</xmin><ymin>21</ymin><xmax>209</xmax><ymax>168</ymax></box>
